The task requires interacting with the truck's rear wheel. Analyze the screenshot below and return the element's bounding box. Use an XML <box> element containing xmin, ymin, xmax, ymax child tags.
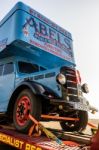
<box><xmin>13</xmin><ymin>89</ymin><xmax>42</xmax><ymax>133</ymax></box>
<box><xmin>60</xmin><ymin>110</ymin><xmax>88</xmax><ymax>132</ymax></box>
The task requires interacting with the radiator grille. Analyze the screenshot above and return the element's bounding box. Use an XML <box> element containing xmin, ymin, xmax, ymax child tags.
<box><xmin>61</xmin><ymin>67</ymin><xmax>79</xmax><ymax>101</ymax></box>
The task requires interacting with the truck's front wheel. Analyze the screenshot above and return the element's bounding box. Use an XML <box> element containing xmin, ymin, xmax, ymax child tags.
<box><xmin>60</xmin><ymin>110</ymin><xmax>88</xmax><ymax>132</ymax></box>
<box><xmin>13</xmin><ymin>89</ymin><xmax>42</xmax><ymax>133</ymax></box>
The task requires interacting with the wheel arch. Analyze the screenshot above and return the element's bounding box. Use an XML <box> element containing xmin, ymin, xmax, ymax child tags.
<box><xmin>7</xmin><ymin>81</ymin><xmax>44</xmax><ymax>120</ymax></box>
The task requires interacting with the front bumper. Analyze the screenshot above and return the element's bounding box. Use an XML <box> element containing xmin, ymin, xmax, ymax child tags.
<box><xmin>50</xmin><ymin>98</ymin><xmax>90</xmax><ymax>111</ymax></box>
<box><xmin>70</xmin><ymin>101</ymin><xmax>89</xmax><ymax>111</ymax></box>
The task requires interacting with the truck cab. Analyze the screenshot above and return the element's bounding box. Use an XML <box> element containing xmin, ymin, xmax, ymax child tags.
<box><xmin>0</xmin><ymin>2</ymin><xmax>93</xmax><ymax>133</ymax></box>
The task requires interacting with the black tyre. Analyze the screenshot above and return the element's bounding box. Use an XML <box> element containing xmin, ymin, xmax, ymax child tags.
<box><xmin>60</xmin><ymin>110</ymin><xmax>88</xmax><ymax>132</ymax></box>
<box><xmin>13</xmin><ymin>89</ymin><xmax>42</xmax><ymax>133</ymax></box>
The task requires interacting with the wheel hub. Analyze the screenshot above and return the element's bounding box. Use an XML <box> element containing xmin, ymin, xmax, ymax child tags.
<box><xmin>16</xmin><ymin>96</ymin><xmax>31</xmax><ymax>126</ymax></box>
<box><xmin>17</xmin><ymin>102</ymin><xmax>26</xmax><ymax>119</ymax></box>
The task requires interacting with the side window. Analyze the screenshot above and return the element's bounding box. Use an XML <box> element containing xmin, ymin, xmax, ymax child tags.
<box><xmin>0</xmin><ymin>65</ymin><xmax>3</xmax><ymax>76</ymax></box>
<box><xmin>18</xmin><ymin>62</ymin><xmax>39</xmax><ymax>74</ymax></box>
<box><xmin>3</xmin><ymin>63</ymin><xmax>14</xmax><ymax>75</ymax></box>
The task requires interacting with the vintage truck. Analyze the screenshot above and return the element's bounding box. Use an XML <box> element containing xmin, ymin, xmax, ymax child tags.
<box><xmin>0</xmin><ymin>2</ymin><xmax>96</xmax><ymax>133</ymax></box>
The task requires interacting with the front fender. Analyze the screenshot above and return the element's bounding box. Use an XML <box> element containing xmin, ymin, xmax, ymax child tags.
<box><xmin>15</xmin><ymin>81</ymin><xmax>59</xmax><ymax>99</ymax></box>
<box><xmin>7</xmin><ymin>81</ymin><xmax>59</xmax><ymax>117</ymax></box>
<box><xmin>15</xmin><ymin>81</ymin><xmax>45</xmax><ymax>95</ymax></box>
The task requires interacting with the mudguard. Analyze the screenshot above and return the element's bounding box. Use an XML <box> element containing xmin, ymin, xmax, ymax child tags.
<box><xmin>7</xmin><ymin>81</ymin><xmax>59</xmax><ymax>116</ymax></box>
<box><xmin>6</xmin><ymin>81</ymin><xmax>49</xmax><ymax>116</ymax></box>
<box><xmin>14</xmin><ymin>81</ymin><xmax>58</xmax><ymax>98</ymax></box>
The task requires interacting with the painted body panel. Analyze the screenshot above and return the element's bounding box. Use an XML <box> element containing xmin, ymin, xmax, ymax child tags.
<box><xmin>0</xmin><ymin>73</ymin><xmax>15</xmax><ymax>111</ymax></box>
<box><xmin>0</xmin><ymin>2</ymin><xmax>79</xmax><ymax>113</ymax></box>
<box><xmin>0</xmin><ymin>56</ymin><xmax>62</xmax><ymax>112</ymax></box>
<box><xmin>0</xmin><ymin>2</ymin><xmax>75</xmax><ymax>67</ymax></box>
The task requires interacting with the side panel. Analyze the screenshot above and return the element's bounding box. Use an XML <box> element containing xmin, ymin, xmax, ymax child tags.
<box><xmin>0</xmin><ymin>74</ymin><xmax>15</xmax><ymax>112</ymax></box>
<box><xmin>0</xmin><ymin>7</ymin><xmax>75</xmax><ymax>65</ymax></box>
<box><xmin>0</xmin><ymin>14</ymin><xmax>16</xmax><ymax>51</ymax></box>
<box><xmin>0</xmin><ymin>62</ymin><xmax>15</xmax><ymax>112</ymax></box>
<box><xmin>21</xmin><ymin>11</ymin><xmax>74</xmax><ymax>63</ymax></box>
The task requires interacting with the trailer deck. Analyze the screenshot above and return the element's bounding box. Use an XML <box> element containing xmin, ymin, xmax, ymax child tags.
<box><xmin>0</xmin><ymin>114</ymin><xmax>97</xmax><ymax>150</ymax></box>
<box><xmin>0</xmin><ymin>123</ymin><xmax>92</xmax><ymax>150</ymax></box>
<box><xmin>0</xmin><ymin>113</ymin><xmax>98</xmax><ymax>150</ymax></box>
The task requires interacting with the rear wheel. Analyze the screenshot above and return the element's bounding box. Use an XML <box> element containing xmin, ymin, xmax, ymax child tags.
<box><xmin>60</xmin><ymin>110</ymin><xmax>88</xmax><ymax>132</ymax></box>
<box><xmin>13</xmin><ymin>89</ymin><xmax>42</xmax><ymax>133</ymax></box>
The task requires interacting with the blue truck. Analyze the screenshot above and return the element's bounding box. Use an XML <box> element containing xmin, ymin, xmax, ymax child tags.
<box><xmin>0</xmin><ymin>2</ymin><xmax>96</xmax><ymax>133</ymax></box>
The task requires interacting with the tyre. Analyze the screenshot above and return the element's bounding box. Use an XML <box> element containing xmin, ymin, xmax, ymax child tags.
<box><xmin>60</xmin><ymin>110</ymin><xmax>88</xmax><ymax>132</ymax></box>
<box><xmin>13</xmin><ymin>89</ymin><xmax>42</xmax><ymax>133</ymax></box>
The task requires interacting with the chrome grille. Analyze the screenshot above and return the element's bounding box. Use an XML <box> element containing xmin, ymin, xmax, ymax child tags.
<box><xmin>60</xmin><ymin>66</ymin><xmax>79</xmax><ymax>101</ymax></box>
<box><xmin>66</xmin><ymin>68</ymin><xmax>78</xmax><ymax>97</ymax></box>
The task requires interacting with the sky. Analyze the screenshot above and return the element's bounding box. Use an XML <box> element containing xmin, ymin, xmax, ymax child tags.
<box><xmin>0</xmin><ymin>0</ymin><xmax>99</xmax><ymax>118</ymax></box>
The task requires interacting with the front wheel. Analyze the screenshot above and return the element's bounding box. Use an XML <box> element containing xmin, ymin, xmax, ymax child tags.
<box><xmin>60</xmin><ymin>110</ymin><xmax>88</xmax><ymax>132</ymax></box>
<box><xmin>13</xmin><ymin>89</ymin><xmax>42</xmax><ymax>133</ymax></box>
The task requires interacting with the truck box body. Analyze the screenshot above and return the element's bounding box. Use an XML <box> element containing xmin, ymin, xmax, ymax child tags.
<box><xmin>0</xmin><ymin>2</ymin><xmax>75</xmax><ymax>69</ymax></box>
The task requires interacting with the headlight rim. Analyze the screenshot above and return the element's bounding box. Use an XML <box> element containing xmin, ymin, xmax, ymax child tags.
<box><xmin>56</xmin><ymin>73</ymin><xmax>66</xmax><ymax>85</ymax></box>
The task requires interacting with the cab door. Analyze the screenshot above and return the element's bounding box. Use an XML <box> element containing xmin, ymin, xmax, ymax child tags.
<box><xmin>0</xmin><ymin>62</ymin><xmax>15</xmax><ymax>112</ymax></box>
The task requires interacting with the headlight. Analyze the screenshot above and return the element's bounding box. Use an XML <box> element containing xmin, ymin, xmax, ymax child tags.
<box><xmin>56</xmin><ymin>73</ymin><xmax>66</xmax><ymax>85</ymax></box>
<box><xmin>81</xmin><ymin>83</ymin><xmax>89</xmax><ymax>93</ymax></box>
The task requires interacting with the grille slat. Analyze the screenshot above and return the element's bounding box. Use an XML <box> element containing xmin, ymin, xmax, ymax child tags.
<box><xmin>67</xmin><ymin>81</ymin><xmax>77</xmax><ymax>88</ymax></box>
<box><xmin>67</xmin><ymin>75</ymin><xmax>77</xmax><ymax>83</ymax></box>
<box><xmin>67</xmin><ymin>88</ymin><xmax>78</xmax><ymax>95</ymax></box>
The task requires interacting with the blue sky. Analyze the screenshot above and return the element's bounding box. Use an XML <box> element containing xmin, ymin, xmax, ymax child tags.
<box><xmin>0</xmin><ymin>0</ymin><xmax>99</xmax><ymax>118</ymax></box>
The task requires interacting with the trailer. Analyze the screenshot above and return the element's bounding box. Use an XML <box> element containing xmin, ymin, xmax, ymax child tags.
<box><xmin>0</xmin><ymin>113</ymin><xmax>98</xmax><ymax>150</ymax></box>
<box><xmin>0</xmin><ymin>119</ymin><xmax>91</xmax><ymax>150</ymax></box>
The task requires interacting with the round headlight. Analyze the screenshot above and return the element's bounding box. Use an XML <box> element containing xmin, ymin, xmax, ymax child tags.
<box><xmin>56</xmin><ymin>73</ymin><xmax>66</xmax><ymax>85</ymax></box>
<box><xmin>81</xmin><ymin>83</ymin><xmax>89</xmax><ymax>93</ymax></box>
